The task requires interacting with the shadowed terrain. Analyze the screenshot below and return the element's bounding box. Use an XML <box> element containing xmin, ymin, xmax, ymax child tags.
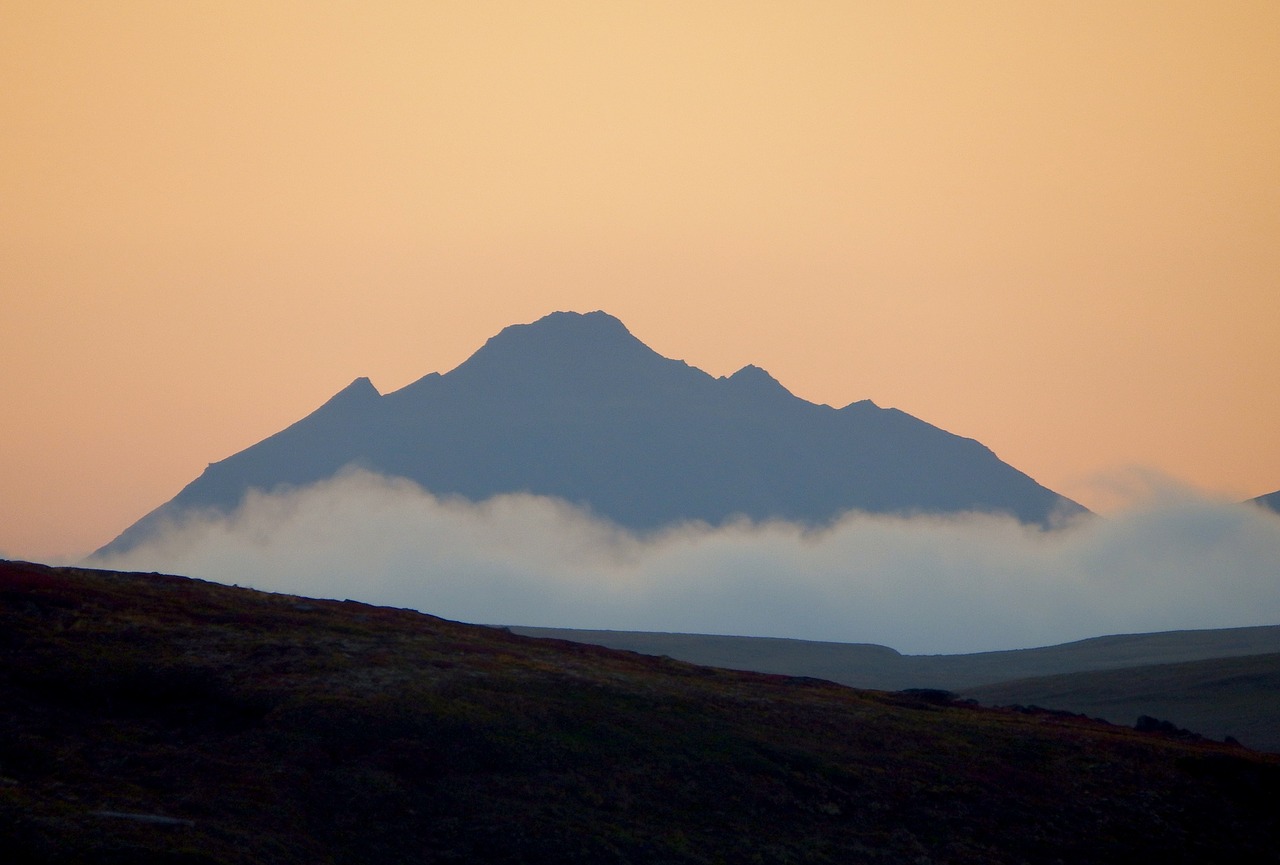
<box><xmin>513</xmin><ymin>626</ymin><xmax>1280</xmax><ymax>751</ymax></box>
<box><xmin>4</xmin><ymin>559</ymin><xmax>1280</xmax><ymax>864</ymax></box>
<box><xmin>512</xmin><ymin>625</ymin><xmax>1280</xmax><ymax>690</ymax></box>
<box><xmin>961</xmin><ymin>652</ymin><xmax>1280</xmax><ymax>749</ymax></box>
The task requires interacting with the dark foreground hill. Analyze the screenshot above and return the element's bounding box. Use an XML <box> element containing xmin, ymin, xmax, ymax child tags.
<box><xmin>101</xmin><ymin>311</ymin><xmax>1083</xmax><ymax>555</ymax></box>
<box><xmin>4</xmin><ymin>560</ymin><xmax>1280</xmax><ymax>864</ymax></box>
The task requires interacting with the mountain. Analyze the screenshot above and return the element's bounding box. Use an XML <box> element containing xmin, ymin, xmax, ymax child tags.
<box><xmin>101</xmin><ymin>311</ymin><xmax>1085</xmax><ymax>555</ymax></box>
<box><xmin>5</xmin><ymin>559</ymin><xmax>1280</xmax><ymax>864</ymax></box>
<box><xmin>1253</xmin><ymin>489</ymin><xmax>1280</xmax><ymax>513</ymax></box>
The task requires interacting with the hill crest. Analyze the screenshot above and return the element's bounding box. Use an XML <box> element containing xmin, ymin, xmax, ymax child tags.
<box><xmin>5</xmin><ymin>558</ymin><xmax>1280</xmax><ymax>864</ymax></box>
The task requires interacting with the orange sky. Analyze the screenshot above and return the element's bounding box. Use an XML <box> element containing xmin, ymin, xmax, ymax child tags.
<box><xmin>3</xmin><ymin>1</ymin><xmax>1278</xmax><ymax>562</ymax></box>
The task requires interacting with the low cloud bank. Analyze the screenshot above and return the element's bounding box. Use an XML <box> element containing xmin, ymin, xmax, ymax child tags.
<box><xmin>90</xmin><ymin>470</ymin><xmax>1280</xmax><ymax>655</ymax></box>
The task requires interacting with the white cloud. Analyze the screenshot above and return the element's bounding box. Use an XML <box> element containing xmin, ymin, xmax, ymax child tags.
<box><xmin>1068</xmin><ymin>464</ymin><xmax>1236</xmax><ymax>513</ymax></box>
<box><xmin>89</xmin><ymin>469</ymin><xmax>1280</xmax><ymax>655</ymax></box>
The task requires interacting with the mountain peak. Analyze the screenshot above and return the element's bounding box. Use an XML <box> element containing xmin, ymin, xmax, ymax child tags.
<box><xmin>486</xmin><ymin>310</ymin><xmax>637</xmax><ymax>351</ymax></box>
<box><xmin>532</xmin><ymin>309</ymin><xmax>628</xmax><ymax>331</ymax></box>
<box><xmin>724</xmin><ymin>364</ymin><xmax>794</xmax><ymax>398</ymax></box>
<box><xmin>448</xmin><ymin>310</ymin><xmax>679</xmax><ymax>389</ymax></box>
<box><xmin>316</xmin><ymin>376</ymin><xmax>381</xmax><ymax>411</ymax></box>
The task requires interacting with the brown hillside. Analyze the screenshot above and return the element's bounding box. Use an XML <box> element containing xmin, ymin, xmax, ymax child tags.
<box><xmin>3</xmin><ymin>560</ymin><xmax>1280</xmax><ymax>864</ymax></box>
<box><xmin>962</xmin><ymin>652</ymin><xmax>1280</xmax><ymax>751</ymax></box>
<box><xmin>510</xmin><ymin>623</ymin><xmax>1280</xmax><ymax>691</ymax></box>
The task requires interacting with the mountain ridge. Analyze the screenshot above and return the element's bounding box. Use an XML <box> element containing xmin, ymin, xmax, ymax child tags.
<box><xmin>99</xmin><ymin>310</ymin><xmax>1086</xmax><ymax>556</ymax></box>
<box><xmin>1253</xmin><ymin>489</ymin><xmax>1280</xmax><ymax>513</ymax></box>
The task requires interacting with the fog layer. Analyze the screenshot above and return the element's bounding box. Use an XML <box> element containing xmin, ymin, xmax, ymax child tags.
<box><xmin>91</xmin><ymin>470</ymin><xmax>1280</xmax><ymax>654</ymax></box>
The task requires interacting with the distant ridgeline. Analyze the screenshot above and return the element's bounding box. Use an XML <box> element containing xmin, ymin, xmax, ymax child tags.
<box><xmin>100</xmin><ymin>311</ymin><xmax>1087</xmax><ymax>555</ymax></box>
<box><xmin>1254</xmin><ymin>489</ymin><xmax>1280</xmax><ymax>514</ymax></box>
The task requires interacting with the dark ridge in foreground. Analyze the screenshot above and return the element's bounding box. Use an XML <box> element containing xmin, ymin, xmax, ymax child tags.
<box><xmin>4</xmin><ymin>560</ymin><xmax>1280</xmax><ymax>864</ymax></box>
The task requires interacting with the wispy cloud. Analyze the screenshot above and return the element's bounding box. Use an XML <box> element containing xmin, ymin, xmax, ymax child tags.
<box><xmin>90</xmin><ymin>469</ymin><xmax>1280</xmax><ymax>654</ymax></box>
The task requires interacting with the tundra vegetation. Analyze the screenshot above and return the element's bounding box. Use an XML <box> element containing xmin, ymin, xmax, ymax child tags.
<box><xmin>3</xmin><ymin>560</ymin><xmax>1279</xmax><ymax>864</ymax></box>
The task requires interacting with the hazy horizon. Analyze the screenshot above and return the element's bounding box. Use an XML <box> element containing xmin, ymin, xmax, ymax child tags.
<box><xmin>87</xmin><ymin>469</ymin><xmax>1280</xmax><ymax>656</ymax></box>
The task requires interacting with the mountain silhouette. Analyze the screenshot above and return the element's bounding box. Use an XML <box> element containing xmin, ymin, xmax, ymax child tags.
<box><xmin>1253</xmin><ymin>489</ymin><xmax>1280</xmax><ymax>513</ymax></box>
<box><xmin>100</xmin><ymin>311</ymin><xmax>1085</xmax><ymax>555</ymax></box>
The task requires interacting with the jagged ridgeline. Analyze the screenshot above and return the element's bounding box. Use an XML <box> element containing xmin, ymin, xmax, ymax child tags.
<box><xmin>101</xmin><ymin>311</ymin><xmax>1086</xmax><ymax>555</ymax></box>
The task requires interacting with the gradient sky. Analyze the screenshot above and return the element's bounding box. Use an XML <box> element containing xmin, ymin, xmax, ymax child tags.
<box><xmin>3</xmin><ymin>1</ymin><xmax>1279</xmax><ymax>562</ymax></box>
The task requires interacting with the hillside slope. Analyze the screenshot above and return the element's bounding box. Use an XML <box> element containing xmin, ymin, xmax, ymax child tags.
<box><xmin>961</xmin><ymin>652</ymin><xmax>1280</xmax><ymax>751</ymax></box>
<box><xmin>512</xmin><ymin>625</ymin><xmax>1280</xmax><ymax>751</ymax></box>
<box><xmin>510</xmin><ymin>624</ymin><xmax>1280</xmax><ymax>691</ymax></box>
<box><xmin>3</xmin><ymin>559</ymin><xmax>1280</xmax><ymax>864</ymax></box>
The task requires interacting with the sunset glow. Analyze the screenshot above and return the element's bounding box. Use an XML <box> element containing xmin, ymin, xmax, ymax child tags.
<box><xmin>3</xmin><ymin>2</ymin><xmax>1278</xmax><ymax>560</ymax></box>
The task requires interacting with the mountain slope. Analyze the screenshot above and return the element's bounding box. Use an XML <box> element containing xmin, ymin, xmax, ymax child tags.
<box><xmin>4</xmin><ymin>559</ymin><xmax>1279</xmax><ymax>864</ymax></box>
<box><xmin>102</xmin><ymin>311</ymin><xmax>1084</xmax><ymax>554</ymax></box>
<box><xmin>1253</xmin><ymin>489</ymin><xmax>1280</xmax><ymax>513</ymax></box>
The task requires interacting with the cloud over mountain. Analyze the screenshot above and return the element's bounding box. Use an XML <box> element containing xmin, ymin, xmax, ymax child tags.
<box><xmin>91</xmin><ymin>470</ymin><xmax>1280</xmax><ymax>655</ymax></box>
